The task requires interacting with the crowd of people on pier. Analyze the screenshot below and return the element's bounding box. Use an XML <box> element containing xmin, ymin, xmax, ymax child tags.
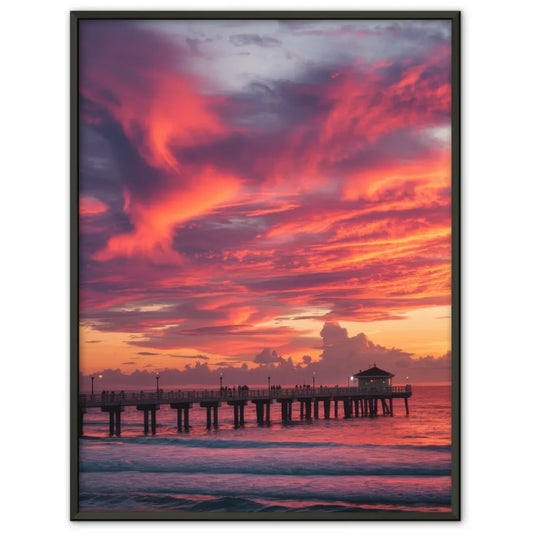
<box><xmin>92</xmin><ymin>384</ymin><xmax>335</xmax><ymax>402</ymax></box>
<box><xmin>83</xmin><ymin>383</ymin><xmax>354</xmax><ymax>404</ymax></box>
<box><xmin>219</xmin><ymin>385</ymin><xmax>251</xmax><ymax>397</ymax></box>
<box><xmin>99</xmin><ymin>390</ymin><xmax>127</xmax><ymax>401</ymax></box>
<box><xmin>293</xmin><ymin>384</ymin><xmax>330</xmax><ymax>391</ymax></box>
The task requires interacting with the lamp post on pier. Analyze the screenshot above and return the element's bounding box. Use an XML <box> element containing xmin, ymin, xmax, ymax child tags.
<box><xmin>156</xmin><ymin>373</ymin><xmax>160</xmax><ymax>394</ymax></box>
<box><xmin>268</xmin><ymin>376</ymin><xmax>271</xmax><ymax>389</ymax></box>
<box><xmin>313</xmin><ymin>372</ymin><xmax>316</xmax><ymax>389</ymax></box>
<box><xmin>220</xmin><ymin>372</ymin><xmax>223</xmax><ymax>389</ymax></box>
<box><xmin>91</xmin><ymin>374</ymin><xmax>102</xmax><ymax>398</ymax></box>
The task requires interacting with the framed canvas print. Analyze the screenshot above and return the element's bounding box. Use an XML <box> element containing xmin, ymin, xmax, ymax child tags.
<box><xmin>71</xmin><ymin>11</ymin><xmax>460</xmax><ymax>520</ymax></box>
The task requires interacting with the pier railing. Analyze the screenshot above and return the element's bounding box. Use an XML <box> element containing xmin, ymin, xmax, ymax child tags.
<box><xmin>80</xmin><ymin>384</ymin><xmax>412</xmax><ymax>407</ymax></box>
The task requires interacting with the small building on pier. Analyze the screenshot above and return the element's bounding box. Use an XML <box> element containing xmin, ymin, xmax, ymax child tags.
<box><xmin>354</xmin><ymin>364</ymin><xmax>394</xmax><ymax>390</ymax></box>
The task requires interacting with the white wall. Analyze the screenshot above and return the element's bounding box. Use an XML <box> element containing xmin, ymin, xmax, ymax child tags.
<box><xmin>2</xmin><ymin>1</ymin><xmax>533</xmax><ymax>532</ymax></box>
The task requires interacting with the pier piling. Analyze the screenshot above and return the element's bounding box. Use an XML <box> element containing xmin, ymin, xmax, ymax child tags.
<box><xmin>343</xmin><ymin>400</ymin><xmax>350</xmax><ymax>418</ymax></box>
<box><xmin>228</xmin><ymin>400</ymin><xmax>247</xmax><ymax>428</ymax></box>
<box><xmin>170</xmin><ymin>402</ymin><xmax>193</xmax><ymax>432</ymax></box>
<box><xmin>115</xmin><ymin>409</ymin><xmax>121</xmax><ymax>435</ymax></box>
<box><xmin>324</xmin><ymin>400</ymin><xmax>331</xmax><ymax>419</ymax></box>
<box><xmin>101</xmin><ymin>406</ymin><xmax>124</xmax><ymax>436</ymax></box>
<box><xmin>150</xmin><ymin>408</ymin><xmax>157</xmax><ymax>434</ymax></box>
<box><xmin>280</xmin><ymin>400</ymin><xmax>293</xmax><ymax>423</ymax></box>
<box><xmin>108</xmin><ymin>409</ymin><xmax>115</xmax><ymax>435</ymax></box>
<box><xmin>239</xmin><ymin>403</ymin><xmax>245</xmax><ymax>426</ymax></box>
<box><xmin>200</xmin><ymin>401</ymin><xmax>221</xmax><ymax>430</ymax></box>
<box><xmin>136</xmin><ymin>404</ymin><xmax>159</xmax><ymax>435</ymax></box>
<box><xmin>143</xmin><ymin>409</ymin><xmax>149</xmax><ymax>434</ymax></box>
<box><xmin>305</xmin><ymin>399</ymin><xmax>312</xmax><ymax>419</ymax></box>
<box><xmin>252</xmin><ymin>400</ymin><xmax>272</xmax><ymax>425</ymax></box>
<box><xmin>255</xmin><ymin>402</ymin><xmax>263</xmax><ymax>424</ymax></box>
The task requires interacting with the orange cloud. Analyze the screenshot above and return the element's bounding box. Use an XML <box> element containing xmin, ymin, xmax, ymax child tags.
<box><xmin>94</xmin><ymin>167</ymin><xmax>241</xmax><ymax>261</ymax></box>
<box><xmin>82</xmin><ymin>46</ymin><xmax>226</xmax><ymax>172</ymax></box>
<box><xmin>320</xmin><ymin>59</ymin><xmax>450</xmax><ymax>156</ymax></box>
<box><xmin>344</xmin><ymin>151</ymin><xmax>451</xmax><ymax>200</ymax></box>
<box><xmin>80</xmin><ymin>195</ymin><xmax>108</xmax><ymax>216</ymax></box>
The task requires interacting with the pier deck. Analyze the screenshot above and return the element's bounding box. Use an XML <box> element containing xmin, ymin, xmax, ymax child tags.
<box><xmin>79</xmin><ymin>385</ymin><xmax>412</xmax><ymax>436</ymax></box>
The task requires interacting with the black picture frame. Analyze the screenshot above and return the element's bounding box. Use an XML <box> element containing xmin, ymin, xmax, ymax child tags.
<box><xmin>71</xmin><ymin>10</ymin><xmax>460</xmax><ymax>521</ymax></box>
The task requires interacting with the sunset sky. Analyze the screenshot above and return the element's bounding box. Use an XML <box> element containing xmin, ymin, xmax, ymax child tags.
<box><xmin>79</xmin><ymin>19</ymin><xmax>452</xmax><ymax>389</ymax></box>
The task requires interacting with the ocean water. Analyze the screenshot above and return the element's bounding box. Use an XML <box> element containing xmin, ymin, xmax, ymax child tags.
<box><xmin>78</xmin><ymin>385</ymin><xmax>452</xmax><ymax>514</ymax></box>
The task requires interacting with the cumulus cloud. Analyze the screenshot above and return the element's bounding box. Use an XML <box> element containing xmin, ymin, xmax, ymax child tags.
<box><xmin>254</xmin><ymin>348</ymin><xmax>284</xmax><ymax>364</ymax></box>
<box><xmin>314</xmin><ymin>322</ymin><xmax>450</xmax><ymax>383</ymax></box>
<box><xmin>81</xmin><ymin>323</ymin><xmax>450</xmax><ymax>390</ymax></box>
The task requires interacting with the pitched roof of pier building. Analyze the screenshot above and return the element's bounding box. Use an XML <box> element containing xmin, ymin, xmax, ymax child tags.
<box><xmin>354</xmin><ymin>364</ymin><xmax>394</xmax><ymax>379</ymax></box>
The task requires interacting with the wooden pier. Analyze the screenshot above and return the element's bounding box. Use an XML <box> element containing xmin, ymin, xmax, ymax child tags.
<box><xmin>79</xmin><ymin>385</ymin><xmax>412</xmax><ymax>436</ymax></box>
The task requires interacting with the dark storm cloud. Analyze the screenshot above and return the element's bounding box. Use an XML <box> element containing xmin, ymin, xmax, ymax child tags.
<box><xmin>185</xmin><ymin>37</ymin><xmax>210</xmax><ymax>57</ymax></box>
<box><xmin>81</xmin><ymin>300</ymin><xmax>228</xmax><ymax>333</ymax></box>
<box><xmin>173</xmin><ymin>72</ymin><xmax>334</xmax><ymax>177</ymax></box>
<box><xmin>229</xmin><ymin>34</ymin><xmax>281</xmax><ymax>47</ymax></box>
<box><xmin>169</xmin><ymin>354</ymin><xmax>210</xmax><ymax>360</ymax></box>
<box><xmin>136</xmin><ymin>351</ymin><xmax>209</xmax><ymax>361</ymax></box>
<box><xmin>80</xmin><ymin>20</ymin><xmax>178</xmax><ymax>79</ymax></box>
<box><xmin>313</xmin><ymin>296</ymin><xmax>450</xmax><ymax>322</ymax></box>
<box><xmin>279</xmin><ymin>20</ymin><xmax>450</xmax><ymax>64</ymax></box>
<box><xmin>217</xmin><ymin>77</ymin><xmax>333</xmax><ymax>130</ymax></box>
<box><xmin>172</xmin><ymin>215</ymin><xmax>266</xmax><ymax>256</ymax></box>
<box><xmin>330</xmin><ymin>128</ymin><xmax>447</xmax><ymax>174</ymax></box>
<box><xmin>177</xmin><ymin>325</ymin><xmax>283</xmax><ymax>337</ymax></box>
<box><xmin>173</xmin><ymin>133</ymin><xmax>257</xmax><ymax>177</ymax></box>
<box><xmin>85</xmin><ymin>120</ymin><xmax>166</xmax><ymax>203</ymax></box>
<box><xmin>244</xmin><ymin>270</ymin><xmax>362</xmax><ymax>293</ymax></box>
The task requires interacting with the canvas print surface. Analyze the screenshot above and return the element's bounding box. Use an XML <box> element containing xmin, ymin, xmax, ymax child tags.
<box><xmin>76</xmin><ymin>16</ymin><xmax>457</xmax><ymax>518</ymax></box>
